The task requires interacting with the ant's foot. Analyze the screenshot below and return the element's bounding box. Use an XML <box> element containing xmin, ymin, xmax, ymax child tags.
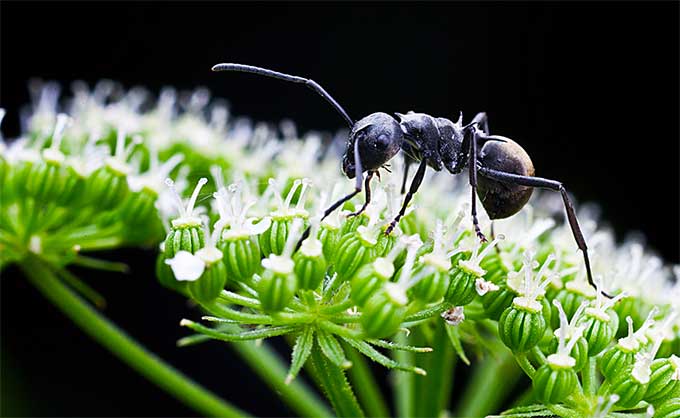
<box><xmin>474</xmin><ymin>227</ymin><xmax>488</xmax><ymax>243</ymax></box>
<box><xmin>384</xmin><ymin>221</ymin><xmax>397</xmax><ymax>236</ymax></box>
<box><xmin>347</xmin><ymin>205</ymin><xmax>368</xmax><ymax>218</ymax></box>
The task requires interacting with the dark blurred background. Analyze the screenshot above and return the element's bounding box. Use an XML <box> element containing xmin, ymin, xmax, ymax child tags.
<box><xmin>1</xmin><ymin>2</ymin><xmax>678</xmax><ymax>417</ymax></box>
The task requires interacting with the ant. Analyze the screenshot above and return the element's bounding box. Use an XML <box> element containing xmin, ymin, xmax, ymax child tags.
<box><xmin>212</xmin><ymin>63</ymin><xmax>606</xmax><ymax>296</ymax></box>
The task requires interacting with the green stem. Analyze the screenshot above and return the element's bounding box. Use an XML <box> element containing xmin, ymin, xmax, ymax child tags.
<box><xmin>582</xmin><ymin>356</ymin><xmax>598</xmax><ymax>395</ymax></box>
<box><xmin>455</xmin><ymin>348</ymin><xmax>522</xmax><ymax>418</ymax></box>
<box><xmin>21</xmin><ymin>255</ymin><xmax>246</xmax><ymax>418</ymax></box>
<box><xmin>309</xmin><ymin>344</ymin><xmax>364</xmax><ymax>417</ymax></box>
<box><xmin>419</xmin><ymin>322</ymin><xmax>455</xmax><ymax>418</ymax></box>
<box><xmin>393</xmin><ymin>332</ymin><xmax>415</xmax><ymax>418</ymax></box>
<box><xmin>230</xmin><ymin>338</ymin><xmax>334</xmax><ymax>418</ymax></box>
<box><xmin>515</xmin><ymin>353</ymin><xmax>537</xmax><ymax>379</ymax></box>
<box><xmin>344</xmin><ymin>343</ymin><xmax>390</xmax><ymax>418</ymax></box>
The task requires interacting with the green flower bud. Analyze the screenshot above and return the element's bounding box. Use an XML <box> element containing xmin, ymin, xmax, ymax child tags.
<box><xmin>499</xmin><ymin>299</ymin><xmax>547</xmax><ymax>352</ymax></box>
<box><xmin>293</xmin><ymin>239</ymin><xmax>327</xmax><ymax>291</ymax></box>
<box><xmin>260</xmin><ymin>178</ymin><xmax>311</xmax><ymax>257</ymax></box>
<box><xmin>333</xmin><ymin>232</ymin><xmax>378</xmax><ymax>280</ymax></box>
<box><xmin>610</xmin><ymin>366</ymin><xmax>649</xmax><ymax>409</ymax></box>
<box><xmin>361</xmin><ymin>283</ymin><xmax>407</xmax><ymax>338</ymax></box>
<box><xmin>551</xmin><ymin>286</ymin><xmax>594</xmax><ymax>330</ymax></box>
<box><xmin>164</xmin><ymin>225</ymin><xmax>205</xmax><ymax>258</ymax></box>
<box><xmin>119</xmin><ymin>186</ymin><xmax>158</xmax><ymax>225</ymax></box>
<box><xmin>156</xmin><ymin>249</ymin><xmax>186</xmax><ymax>293</ymax></box>
<box><xmin>410</xmin><ymin>267</ymin><xmax>450</xmax><ymax>303</ymax></box>
<box><xmin>599</xmin><ymin>316</ymin><xmax>644</xmax><ymax>381</ymax></box>
<box><xmin>645</xmin><ymin>356</ymin><xmax>680</xmax><ymax>405</ymax></box>
<box><xmin>580</xmin><ymin>310</ymin><xmax>617</xmax><ymax>357</ymax></box>
<box><xmin>446</xmin><ymin>267</ymin><xmax>477</xmax><ymax>306</ymax></box>
<box><xmin>654</xmin><ymin>397</ymin><xmax>680</xmax><ymax>418</ymax></box>
<box><xmin>533</xmin><ymin>362</ymin><xmax>578</xmax><ymax>404</ymax></box>
<box><xmin>351</xmin><ymin>258</ymin><xmax>394</xmax><ymax>307</ymax></box>
<box><xmin>319</xmin><ymin>223</ymin><xmax>340</xmax><ymax>261</ymax></box>
<box><xmin>258</xmin><ymin>264</ymin><xmax>297</xmax><ymax>313</ymax></box>
<box><xmin>188</xmin><ymin>251</ymin><xmax>227</xmax><ymax>304</ymax></box>
<box><xmin>258</xmin><ymin>218</ymin><xmax>304</xmax><ymax>312</ymax></box>
<box><xmin>481</xmin><ymin>285</ymin><xmax>516</xmax><ymax>320</ymax></box>
<box><xmin>220</xmin><ymin>236</ymin><xmax>262</xmax><ymax>283</ymax></box>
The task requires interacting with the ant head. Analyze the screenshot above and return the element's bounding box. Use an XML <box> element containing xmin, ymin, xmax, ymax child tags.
<box><xmin>342</xmin><ymin>112</ymin><xmax>403</xmax><ymax>178</ymax></box>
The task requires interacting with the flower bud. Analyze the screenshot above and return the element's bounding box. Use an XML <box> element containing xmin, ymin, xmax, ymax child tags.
<box><xmin>220</xmin><ymin>236</ymin><xmax>262</xmax><ymax>283</ymax></box>
<box><xmin>361</xmin><ymin>283</ymin><xmax>407</xmax><ymax>338</ymax></box>
<box><xmin>294</xmin><ymin>241</ymin><xmax>327</xmax><ymax>291</ymax></box>
<box><xmin>333</xmin><ymin>232</ymin><xmax>378</xmax><ymax>280</ymax></box>
<box><xmin>549</xmin><ymin>300</ymin><xmax>589</xmax><ymax>372</ymax></box>
<box><xmin>259</xmin><ymin>178</ymin><xmax>311</xmax><ymax>257</ymax></box>
<box><xmin>188</xmin><ymin>250</ymin><xmax>227</xmax><ymax>304</ymax></box>
<box><xmin>498</xmin><ymin>299</ymin><xmax>547</xmax><ymax>352</ymax></box>
<box><xmin>532</xmin><ymin>362</ymin><xmax>578</xmax><ymax>404</ymax></box>
<box><xmin>351</xmin><ymin>258</ymin><xmax>394</xmax><ymax>307</ymax></box>
<box><xmin>644</xmin><ymin>356</ymin><xmax>680</xmax><ymax>405</ymax></box>
<box><xmin>599</xmin><ymin>316</ymin><xmax>644</xmax><ymax>381</ymax></box>
<box><xmin>610</xmin><ymin>366</ymin><xmax>649</xmax><ymax>409</ymax></box>
<box><xmin>258</xmin><ymin>218</ymin><xmax>303</xmax><ymax>312</ymax></box>
<box><xmin>654</xmin><ymin>397</ymin><xmax>680</xmax><ymax>418</ymax></box>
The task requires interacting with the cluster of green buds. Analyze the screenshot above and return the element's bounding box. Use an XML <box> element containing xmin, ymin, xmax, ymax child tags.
<box><xmin>2</xmin><ymin>81</ymin><xmax>678</xmax><ymax>418</ymax></box>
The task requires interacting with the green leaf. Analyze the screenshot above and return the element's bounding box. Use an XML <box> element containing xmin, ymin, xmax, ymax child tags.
<box><xmin>286</xmin><ymin>327</ymin><xmax>314</xmax><ymax>384</ymax></box>
<box><xmin>317</xmin><ymin>330</ymin><xmax>351</xmax><ymax>369</ymax></box>
<box><xmin>180</xmin><ymin>320</ymin><xmax>296</xmax><ymax>341</ymax></box>
<box><xmin>445</xmin><ymin>323</ymin><xmax>470</xmax><ymax>365</ymax></box>
<box><xmin>342</xmin><ymin>337</ymin><xmax>426</xmax><ymax>375</ymax></box>
<box><xmin>366</xmin><ymin>338</ymin><xmax>433</xmax><ymax>353</ymax></box>
<box><xmin>499</xmin><ymin>404</ymin><xmax>555</xmax><ymax>417</ymax></box>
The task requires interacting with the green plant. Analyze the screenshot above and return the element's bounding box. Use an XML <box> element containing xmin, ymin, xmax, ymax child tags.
<box><xmin>1</xmin><ymin>83</ymin><xmax>678</xmax><ymax>417</ymax></box>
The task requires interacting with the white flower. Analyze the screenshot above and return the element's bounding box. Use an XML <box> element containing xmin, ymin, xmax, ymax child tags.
<box><xmin>165</xmin><ymin>251</ymin><xmax>205</xmax><ymax>281</ymax></box>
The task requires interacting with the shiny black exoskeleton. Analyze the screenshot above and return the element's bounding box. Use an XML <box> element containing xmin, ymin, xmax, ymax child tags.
<box><xmin>212</xmin><ymin>63</ymin><xmax>604</xmax><ymax>296</ymax></box>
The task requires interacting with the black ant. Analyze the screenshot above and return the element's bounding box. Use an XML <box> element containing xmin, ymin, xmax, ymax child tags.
<box><xmin>212</xmin><ymin>63</ymin><xmax>606</xmax><ymax>296</ymax></box>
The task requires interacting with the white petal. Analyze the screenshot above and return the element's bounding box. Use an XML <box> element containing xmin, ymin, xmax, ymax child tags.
<box><xmin>165</xmin><ymin>251</ymin><xmax>205</xmax><ymax>281</ymax></box>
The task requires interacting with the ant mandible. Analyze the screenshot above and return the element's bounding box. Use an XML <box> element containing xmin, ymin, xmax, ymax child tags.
<box><xmin>212</xmin><ymin>63</ymin><xmax>605</xmax><ymax>296</ymax></box>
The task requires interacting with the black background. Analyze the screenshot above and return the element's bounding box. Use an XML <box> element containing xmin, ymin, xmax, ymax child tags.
<box><xmin>1</xmin><ymin>2</ymin><xmax>678</xmax><ymax>417</ymax></box>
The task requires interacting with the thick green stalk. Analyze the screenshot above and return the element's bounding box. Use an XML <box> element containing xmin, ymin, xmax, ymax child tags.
<box><xmin>455</xmin><ymin>348</ymin><xmax>522</xmax><ymax>418</ymax></box>
<box><xmin>418</xmin><ymin>322</ymin><xmax>455</xmax><ymax>417</ymax></box>
<box><xmin>309</xmin><ymin>344</ymin><xmax>364</xmax><ymax>417</ymax></box>
<box><xmin>229</xmin><ymin>339</ymin><xmax>333</xmax><ymax>417</ymax></box>
<box><xmin>393</xmin><ymin>332</ymin><xmax>415</xmax><ymax>418</ymax></box>
<box><xmin>344</xmin><ymin>343</ymin><xmax>390</xmax><ymax>418</ymax></box>
<box><xmin>21</xmin><ymin>255</ymin><xmax>246</xmax><ymax>418</ymax></box>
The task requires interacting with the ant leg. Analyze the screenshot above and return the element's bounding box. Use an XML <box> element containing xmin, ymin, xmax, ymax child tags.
<box><xmin>348</xmin><ymin>171</ymin><xmax>375</xmax><ymax>217</ymax></box>
<box><xmin>468</xmin><ymin>128</ymin><xmax>488</xmax><ymax>242</ymax></box>
<box><xmin>401</xmin><ymin>155</ymin><xmax>412</xmax><ymax>194</ymax></box>
<box><xmin>477</xmin><ymin>166</ymin><xmax>610</xmax><ymax>298</ymax></box>
<box><xmin>385</xmin><ymin>159</ymin><xmax>427</xmax><ymax>235</ymax></box>
<box><xmin>297</xmin><ymin>138</ymin><xmax>364</xmax><ymax>248</ymax></box>
<box><xmin>469</xmin><ymin>112</ymin><xmax>490</xmax><ymax>135</ymax></box>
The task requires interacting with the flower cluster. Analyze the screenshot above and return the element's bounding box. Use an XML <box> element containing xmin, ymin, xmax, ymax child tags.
<box><xmin>2</xmin><ymin>81</ymin><xmax>678</xmax><ymax>417</ymax></box>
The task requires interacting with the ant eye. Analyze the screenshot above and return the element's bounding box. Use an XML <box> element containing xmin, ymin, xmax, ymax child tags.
<box><xmin>375</xmin><ymin>134</ymin><xmax>390</xmax><ymax>148</ymax></box>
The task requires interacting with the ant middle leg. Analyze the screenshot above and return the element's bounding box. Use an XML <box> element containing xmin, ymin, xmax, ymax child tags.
<box><xmin>348</xmin><ymin>171</ymin><xmax>375</xmax><ymax>217</ymax></box>
<box><xmin>385</xmin><ymin>159</ymin><xmax>427</xmax><ymax>235</ymax></box>
<box><xmin>477</xmin><ymin>166</ymin><xmax>610</xmax><ymax>297</ymax></box>
<box><xmin>467</xmin><ymin>127</ymin><xmax>488</xmax><ymax>242</ymax></box>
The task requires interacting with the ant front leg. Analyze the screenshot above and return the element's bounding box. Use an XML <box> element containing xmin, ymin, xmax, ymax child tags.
<box><xmin>467</xmin><ymin>127</ymin><xmax>488</xmax><ymax>242</ymax></box>
<box><xmin>297</xmin><ymin>137</ymin><xmax>365</xmax><ymax>249</ymax></box>
<box><xmin>477</xmin><ymin>166</ymin><xmax>610</xmax><ymax>298</ymax></box>
<box><xmin>385</xmin><ymin>159</ymin><xmax>427</xmax><ymax>235</ymax></box>
<box><xmin>348</xmin><ymin>171</ymin><xmax>375</xmax><ymax>217</ymax></box>
<box><xmin>401</xmin><ymin>154</ymin><xmax>412</xmax><ymax>194</ymax></box>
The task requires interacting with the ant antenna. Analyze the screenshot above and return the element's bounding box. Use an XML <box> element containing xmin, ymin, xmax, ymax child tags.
<box><xmin>212</xmin><ymin>63</ymin><xmax>354</xmax><ymax>128</ymax></box>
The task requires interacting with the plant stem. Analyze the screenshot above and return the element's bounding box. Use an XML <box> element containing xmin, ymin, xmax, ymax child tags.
<box><xmin>455</xmin><ymin>348</ymin><xmax>522</xmax><ymax>418</ymax></box>
<box><xmin>21</xmin><ymin>255</ymin><xmax>246</xmax><ymax>418</ymax></box>
<box><xmin>344</xmin><ymin>343</ymin><xmax>390</xmax><ymax>418</ymax></box>
<box><xmin>548</xmin><ymin>404</ymin><xmax>581</xmax><ymax>418</ymax></box>
<box><xmin>230</xmin><ymin>339</ymin><xmax>334</xmax><ymax>417</ymax></box>
<box><xmin>309</xmin><ymin>344</ymin><xmax>364</xmax><ymax>417</ymax></box>
<box><xmin>515</xmin><ymin>353</ymin><xmax>536</xmax><ymax>379</ymax></box>
<box><xmin>393</xmin><ymin>332</ymin><xmax>415</xmax><ymax>418</ymax></box>
<box><xmin>418</xmin><ymin>322</ymin><xmax>455</xmax><ymax>418</ymax></box>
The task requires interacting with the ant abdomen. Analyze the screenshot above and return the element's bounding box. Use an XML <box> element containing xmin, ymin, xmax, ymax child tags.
<box><xmin>342</xmin><ymin>112</ymin><xmax>403</xmax><ymax>179</ymax></box>
<box><xmin>477</xmin><ymin>137</ymin><xmax>535</xmax><ymax>219</ymax></box>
